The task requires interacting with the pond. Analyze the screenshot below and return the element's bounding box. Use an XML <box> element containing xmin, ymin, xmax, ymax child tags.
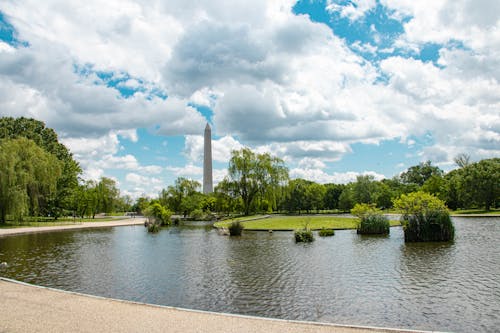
<box><xmin>1</xmin><ymin>217</ymin><xmax>499</xmax><ymax>332</ymax></box>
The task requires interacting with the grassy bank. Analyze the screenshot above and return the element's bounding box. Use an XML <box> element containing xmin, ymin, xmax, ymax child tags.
<box><xmin>215</xmin><ymin>215</ymin><xmax>400</xmax><ymax>231</ymax></box>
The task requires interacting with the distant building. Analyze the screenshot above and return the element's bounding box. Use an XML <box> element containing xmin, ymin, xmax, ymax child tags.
<box><xmin>203</xmin><ymin>123</ymin><xmax>213</xmax><ymax>194</ymax></box>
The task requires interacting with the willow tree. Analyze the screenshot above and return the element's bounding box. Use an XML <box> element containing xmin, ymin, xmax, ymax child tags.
<box><xmin>0</xmin><ymin>138</ymin><xmax>62</xmax><ymax>223</ymax></box>
<box><xmin>227</xmin><ymin>148</ymin><xmax>288</xmax><ymax>216</ymax></box>
<box><xmin>0</xmin><ymin>117</ymin><xmax>81</xmax><ymax>218</ymax></box>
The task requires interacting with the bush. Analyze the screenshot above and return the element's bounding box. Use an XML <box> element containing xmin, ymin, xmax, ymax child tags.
<box><xmin>147</xmin><ymin>222</ymin><xmax>160</xmax><ymax>233</ymax></box>
<box><xmin>393</xmin><ymin>191</ymin><xmax>447</xmax><ymax>215</ymax></box>
<box><xmin>190</xmin><ymin>208</ymin><xmax>204</xmax><ymax>221</ymax></box>
<box><xmin>144</xmin><ymin>203</ymin><xmax>172</xmax><ymax>226</ymax></box>
<box><xmin>228</xmin><ymin>221</ymin><xmax>243</xmax><ymax>236</ymax></box>
<box><xmin>295</xmin><ymin>229</ymin><xmax>314</xmax><ymax>242</ymax></box>
<box><xmin>402</xmin><ymin>210</ymin><xmax>454</xmax><ymax>242</ymax></box>
<box><xmin>357</xmin><ymin>214</ymin><xmax>390</xmax><ymax>235</ymax></box>
<box><xmin>351</xmin><ymin>203</ymin><xmax>380</xmax><ymax>218</ymax></box>
<box><xmin>318</xmin><ymin>228</ymin><xmax>335</xmax><ymax>237</ymax></box>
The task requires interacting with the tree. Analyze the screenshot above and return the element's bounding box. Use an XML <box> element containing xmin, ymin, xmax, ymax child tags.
<box><xmin>400</xmin><ymin>161</ymin><xmax>443</xmax><ymax>186</ymax></box>
<box><xmin>305</xmin><ymin>182</ymin><xmax>326</xmax><ymax>213</ymax></box>
<box><xmin>226</xmin><ymin>148</ymin><xmax>288</xmax><ymax>216</ymax></box>
<box><xmin>0</xmin><ymin>117</ymin><xmax>81</xmax><ymax>218</ymax></box>
<box><xmin>324</xmin><ymin>183</ymin><xmax>344</xmax><ymax>210</ymax></box>
<box><xmin>0</xmin><ymin>138</ymin><xmax>62</xmax><ymax>223</ymax></box>
<box><xmin>338</xmin><ymin>185</ymin><xmax>354</xmax><ymax>212</ymax></box>
<box><xmin>454</xmin><ymin>153</ymin><xmax>470</xmax><ymax>168</ymax></box>
<box><xmin>353</xmin><ymin>175</ymin><xmax>376</xmax><ymax>204</ymax></box>
<box><xmin>285</xmin><ymin>179</ymin><xmax>310</xmax><ymax>213</ymax></box>
<box><xmin>161</xmin><ymin>177</ymin><xmax>201</xmax><ymax>215</ymax></box>
<box><xmin>460</xmin><ymin>158</ymin><xmax>499</xmax><ymax>210</ymax></box>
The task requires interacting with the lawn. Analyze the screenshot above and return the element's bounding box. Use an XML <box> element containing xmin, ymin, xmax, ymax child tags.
<box><xmin>215</xmin><ymin>215</ymin><xmax>400</xmax><ymax>231</ymax></box>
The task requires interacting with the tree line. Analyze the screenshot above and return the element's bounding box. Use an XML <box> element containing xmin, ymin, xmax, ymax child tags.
<box><xmin>141</xmin><ymin>149</ymin><xmax>498</xmax><ymax>219</ymax></box>
<box><xmin>1</xmin><ymin>117</ymin><xmax>498</xmax><ymax>224</ymax></box>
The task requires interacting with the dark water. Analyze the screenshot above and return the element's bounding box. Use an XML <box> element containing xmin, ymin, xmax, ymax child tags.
<box><xmin>1</xmin><ymin>218</ymin><xmax>499</xmax><ymax>332</ymax></box>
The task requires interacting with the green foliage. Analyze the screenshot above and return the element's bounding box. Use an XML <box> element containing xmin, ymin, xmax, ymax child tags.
<box><xmin>338</xmin><ymin>186</ymin><xmax>354</xmax><ymax>212</ymax></box>
<box><xmin>353</xmin><ymin>175</ymin><xmax>377</xmax><ymax>204</ymax></box>
<box><xmin>294</xmin><ymin>229</ymin><xmax>314</xmax><ymax>242</ymax></box>
<box><xmin>147</xmin><ymin>222</ymin><xmax>160</xmax><ymax>233</ymax></box>
<box><xmin>0</xmin><ymin>117</ymin><xmax>81</xmax><ymax>218</ymax></box>
<box><xmin>160</xmin><ymin>177</ymin><xmax>202</xmax><ymax>216</ymax></box>
<box><xmin>318</xmin><ymin>228</ymin><xmax>335</xmax><ymax>237</ymax></box>
<box><xmin>357</xmin><ymin>214</ymin><xmax>390</xmax><ymax>235</ymax></box>
<box><xmin>189</xmin><ymin>208</ymin><xmax>204</xmax><ymax>220</ymax></box>
<box><xmin>393</xmin><ymin>191</ymin><xmax>448</xmax><ymax>215</ymax></box>
<box><xmin>144</xmin><ymin>202</ymin><xmax>172</xmax><ymax>226</ymax></box>
<box><xmin>350</xmin><ymin>203</ymin><xmax>380</xmax><ymax>218</ymax></box>
<box><xmin>0</xmin><ymin>138</ymin><xmax>62</xmax><ymax>223</ymax></box>
<box><xmin>402</xmin><ymin>210</ymin><xmax>454</xmax><ymax>242</ymax></box>
<box><xmin>226</xmin><ymin>148</ymin><xmax>288</xmax><ymax>216</ymax></box>
<box><xmin>459</xmin><ymin>158</ymin><xmax>499</xmax><ymax>211</ymax></box>
<box><xmin>400</xmin><ymin>161</ymin><xmax>443</xmax><ymax>186</ymax></box>
<box><xmin>228</xmin><ymin>221</ymin><xmax>243</xmax><ymax>236</ymax></box>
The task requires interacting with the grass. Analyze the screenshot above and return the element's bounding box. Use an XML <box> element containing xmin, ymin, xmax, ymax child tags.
<box><xmin>450</xmin><ymin>209</ymin><xmax>500</xmax><ymax>215</ymax></box>
<box><xmin>215</xmin><ymin>215</ymin><xmax>400</xmax><ymax>231</ymax></box>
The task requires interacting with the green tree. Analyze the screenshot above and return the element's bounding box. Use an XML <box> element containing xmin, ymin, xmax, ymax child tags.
<box><xmin>305</xmin><ymin>182</ymin><xmax>326</xmax><ymax>213</ymax></box>
<box><xmin>226</xmin><ymin>148</ymin><xmax>288</xmax><ymax>216</ymax></box>
<box><xmin>161</xmin><ymin>177</ymin><xmax>201</xmax><ymax>215</ymax></box>
<box><xmin>400</xmin><ymin>161</ymin><xmax>443</xmax><ymax>186</ymax></box>
<box><xmin>323</xmin><ymin>183</ymin><xmax>344</xmax><ymax>210</ymax></box>
<box><xmin>460</xmin><ymin>158</ymin><xmax>499</xmax><ymax>210</ymax></box>
<box><xmin>338</xmin><ymin>185</ymin><xmax>354</xmax><ymax>212</ymax></box>
<box><xmin>353</xmin><ymin>175</ymin><xmax>376</xmax><ymax>204</ymax></box>
<box><xmin>0</xmin><ymin>117</ymin><xmax>81</xmax><ymax>218</ymax></box>
<box><xmin>0</xmin><ymin>138</ymin><xmax>62</xmax><ymax>223</ymax></box>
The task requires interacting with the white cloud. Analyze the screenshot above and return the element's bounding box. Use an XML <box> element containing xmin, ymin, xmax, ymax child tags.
<box><xmin>0</xmin><ymin>0</ymin><xmax>498</xmax><ymax>188</ymax></box>
<box><xmin>290</xmin><ymin>168</ymin><xmax>385</xmax><ymax>184</ymax></box>
<box><xmin>326</xmin><ymin>0</ymin><xmax>377</xmax><ymax>21</ymax></box>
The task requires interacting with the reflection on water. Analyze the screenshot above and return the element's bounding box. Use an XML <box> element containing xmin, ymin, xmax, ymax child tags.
<box><xmin>0</xmin><ymin>218</ymin><xmax>499</xmax><ymax>333</ymax></box>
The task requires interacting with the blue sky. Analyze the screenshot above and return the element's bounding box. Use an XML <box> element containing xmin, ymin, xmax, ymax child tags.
<box><xmin>0</xmin><ymin>0</ymin><xmax>499</xmax><ymax>198</ymax></box>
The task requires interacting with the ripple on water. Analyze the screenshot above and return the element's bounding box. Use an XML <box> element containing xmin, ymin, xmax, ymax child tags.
<box><xmin>0</xmin><ymin>219</ymin><xmax>499</xmax><ymax>332</ymax></box>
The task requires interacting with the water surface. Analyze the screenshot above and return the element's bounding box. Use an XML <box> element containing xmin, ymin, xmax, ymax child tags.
<box><xmin>1</xmin><ymin>218</ymin><xmax>499</xmax><ymax>332</ymax></box>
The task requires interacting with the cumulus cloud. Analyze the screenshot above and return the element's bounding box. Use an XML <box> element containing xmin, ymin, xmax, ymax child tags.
<box><xmin>290</xmin><ymin>168</ymin><xmax>385</xmax><ymax>184</ymax></box>
<box><xmin>0</xmin><ymin>0</ymin><xmax>498</xmax><ymax>192</ymax></box>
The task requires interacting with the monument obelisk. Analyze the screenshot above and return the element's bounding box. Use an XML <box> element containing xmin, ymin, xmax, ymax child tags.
<box><xmin>203</xmin><ymin>123</ymin><xmax>213</xmax><ymax>194</ymax></box>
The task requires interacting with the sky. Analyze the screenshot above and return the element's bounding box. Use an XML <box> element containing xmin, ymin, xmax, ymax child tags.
<box><xmin>0</xmin><ymin>0</ymin><xmax>499</xmax><ymax>199</ymax></box>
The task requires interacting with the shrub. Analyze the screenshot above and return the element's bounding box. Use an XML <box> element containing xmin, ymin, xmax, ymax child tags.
<box><xmin>147</xmin><ymin>222</ymin><xmax>160</xmax><ymax>233</ymax></box>
<box><xmin>144</xmin><ymin>203</ymin><xmax>172</xmax><ymax>226</ymax></box>
<box><xmin>318</xmin><ymin>228</ymin><xmax>335</xmax><ymax>237</ymax></box>
<box><xmin>402</xmin><ymin>210</ymin><xmax>454</xmax><ymax>242</ymax></box>
<box><xmin>295</xmin><ymin>229</ymin><xmax>314</xmax><ymax>242</ymax></box>
<box><xmin>190</xmin><ymin>208</ymin><xmax>204</xmax><ymax>221</ymax></box>
<box><xmin>393</xmin><ymin>191</ymin><xmax>447</xmax><ymax>215</ymax></box>
<box><xmin>351</xmin><ymin>203</ymin><xmax>380</xmax><ymax>218</ymax></box>
<box><xmin>228</xmin><ymin>221</ymin><xmax>243</xmax><ymax>236</ymax></box>
<box><xmin>357</xmin><ymin>214</ymin><xmax>390</xmax><ymax>235</ymax></box>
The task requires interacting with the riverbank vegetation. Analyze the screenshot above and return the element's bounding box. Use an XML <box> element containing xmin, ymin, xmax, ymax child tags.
<box><xmin>395</xmin><ymin>191</ymin><xmax>455</xmax><ymax>242</ymax></box>
<box><xmin>2</xmin><ymin>117</ymin><xmax>498</xmax><ymax>227</ymax></box>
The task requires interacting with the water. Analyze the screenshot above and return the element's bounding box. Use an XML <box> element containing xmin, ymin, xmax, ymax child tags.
<box><xmin>1</xmin><ymin>218</ymin><xmax>499</xmax><ymax>332</ymax></box>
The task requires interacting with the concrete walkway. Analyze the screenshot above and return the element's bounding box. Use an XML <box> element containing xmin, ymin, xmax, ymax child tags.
<box><xmin>0</xmin><ymin>278</ymin><xmax>434</xmax><ymax>333</ymax></box>
<box><xmin>0</xmin><ymin>217</ymin><xmax>146</xmax><ymax>237</ymax></box>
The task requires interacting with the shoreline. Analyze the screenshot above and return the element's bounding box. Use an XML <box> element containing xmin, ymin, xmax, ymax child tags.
<box><xmin>0</xmin><ymin>217</ymin><xmax>146</xmax><ymax>237</ymax></box>
<box><xmin>0</xmin><ymin>277</ymin><xmax>436</xmax><ymax>333</ymax></box>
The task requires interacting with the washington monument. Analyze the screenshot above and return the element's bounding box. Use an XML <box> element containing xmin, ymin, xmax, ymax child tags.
<box><xmin>203</xmin><ymin>123</ymin><xmax>213</xmax><ymax>194</ymax></box>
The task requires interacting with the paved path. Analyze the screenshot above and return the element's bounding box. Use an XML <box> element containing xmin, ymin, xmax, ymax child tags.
<box><xmin>0</xmin><ymin>278</ymin><xmax>433</xmax><ymax>333</ymax></box>
<box><xmin>0</xmin><ymin>217</ymin><xmax>146</xmax><ymax>237</ymax></box>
